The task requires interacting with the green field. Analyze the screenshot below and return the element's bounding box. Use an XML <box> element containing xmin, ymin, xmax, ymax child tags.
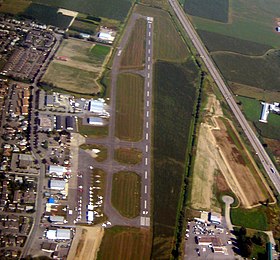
<box><xmin>237</xmin><ymin>96</ymin><xmax>280</xmax><ymax>140</ymax></box>
<box><xmin>0</xmin><ymin>0</ymin><xmax>31</xmax><ymax>14</ymax></box>
<box><xmin>42</xmin><ymin>39</ymin><xmax>110</xmax><ymax>94</ymax></box>
<box><xmin>79</xmin><ymin>143</ymin><xmax>107</xmax><ymax>162</ymax></box>
<box><xmin>114</xmin><ymin>148</ymin><xmax>142</xmax><ymax>165</ymax></box>
<box><xmin>152</xmin><ymin>60</ymin><xmax>198</xmax><ymax>258</ymax></box>
<box><xmin>97</xmin><ymin>227</ymin><xmax>152</xmax><ymax>260</ymax></box>
<box><xmin>69</xmin><ymin>18</ymin><xmax>98</xmax><ymax>35</ymax></box>
<box><xmin>33</xmin><ymin>0</ymin><xmax>132</xmax><ymax>20</ymax></box>
<box><xmin>135</xmin><ymin>5</ymin><xmax>189</xmax><ymax>62</ymax></box>
<box><xmin>189</xmin><ymin>0</ymin><xmax>280</xmax><ymax>47</ymax></box>
<box><xmin>115</xmin><ymin>73</ymin><xmax>144</xmax><ymax>141</ymax></box>
<box><xmin>184</xmin><ymin>0</ymin><xmax>229</xmax><ymax>23</ymax></box>
<box><xmin>78</xmin><ymin>118</ymin><xmax>108</xmax><ymax>138</ymax></box>
<box><xmin>23</xmin><ymin>3</ymin><xmax>73</xmax><ymax>29</ymax></box>
<box><xmin>111</xmin><ymin>171</ymin><xmax>141</xmax><ymax>218</ymax></box>
<box><xmin>231</xmin><ymin>207</ymin><xmax>268</xmax><ymax>231</ymax></box>
<box><xmin>197</xmin><ymin>30</ymin><xmax>271</xmax><ymax>56</ymax></box>
<box><xmin>121</xmin><ymin>18</ymin><xmax>146</xmax><ymax>69</ymax></box>
<box><xmin>213</xmin><ymin>50</ymin><xmax>280</xmax><ymax>92</ymax></box>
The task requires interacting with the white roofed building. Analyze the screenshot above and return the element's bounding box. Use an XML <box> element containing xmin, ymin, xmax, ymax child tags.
<box><xmin>49</xmin><ymin>180</ymin><xmax>66</xmax><ymax>190</ymax></box>
<box><xmin>88</xmin><ymin>117</ymin><xmax>104</xmax><ymax>126</ymax></box>
<box><xmin>48</xmin><ymin>165</ymin><xmax>66</xmax><ymax>177</ymax></box>
<box><xmin>46</xmin><ymin>229</ymin><xmax>71</xmax><ymax>240</ymax></box>
<box><xmin>89</xmin><ymin>99</ymin><xmax>105</xmax><ymax>114</ymax></box>
<box><xmin>49</xmin><ymin>215</ymin><xmax>65</xmax><ymax>224</ymax></box>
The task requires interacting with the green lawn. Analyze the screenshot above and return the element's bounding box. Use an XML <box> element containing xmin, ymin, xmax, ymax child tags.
<box><xmin>78</xmin><ymin>118</ymin><xmax>108</xmax><ymax>138</ymax></box>
<box><xmin>90</xmin><ymin>45</ymin><xmax>111</xmax><ymax>62</ymax></box>
<box><xmin>111</xmin><ymin>171</ymin><xmax>141</xmax><ymax>218</ymax></box>
<box><xmin>231</xmin><ymin>207</ymin><xmax>268</xmax><ymax>231</ymax></box>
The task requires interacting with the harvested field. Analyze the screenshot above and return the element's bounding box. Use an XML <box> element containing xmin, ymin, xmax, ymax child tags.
<box><xmin>114</xmin><ymin>147</ymin><xmax>142</xmax><ymax>165</ymax></box>
<box><xmin>0</xmin><ymin>0</ymin><xmax>31</xmax><ymax>14</ymax></box>
<box><xmin>198</xmin><ymin>30</ymin><xmax>271</xmax><ymax>56</ymax></box>
<box><xmin>212</xmin><ymin>50</ymin><xmax>280</xmax><ymax>91</ymax></box>
<box><xmin>115</xmin><ymin>73</ymin><xmax>144</xmax><ymax>142</ymax></box>
<box><xmin>97</xmin><ymin>227</ymin><xmax>152</xmax><ymax>260</ymax></box>
<box><xmin>111</xmin><ymin>171</ymin><xmax>141</xmax><ymax>218</ymax></box>
<box><xmin>68</xmin><ymin>226</ymin><xmax>104</xmax><ymax>260</ymax></box>
<box><xmin>213</xmin><ymin>117</ymin><xmax>273</xmax><ymax>206</ymax></box>
<box><xmin>135</xmin><ymin>5</ymin><xmax>189</xmax><ymax>61</ymax></box>
<box><xmin>121</xmin><ymin>18</ymin><xmax>146</xmax><ymax>70</ymax></box>
<box><xmin>184</xmin><ymin>0</ymin><xmax>229</xmax><ymax>23</ymax></box>
<box><xmin>42</xmin><ymin>39</ymin><xmax>111</xmax><ymax>94</ymax></box>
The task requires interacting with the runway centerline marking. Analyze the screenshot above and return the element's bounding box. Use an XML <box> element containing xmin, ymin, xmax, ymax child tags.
<box><xmin>147</xmin><ymin>90</ymin><xmax>149</xmax><ymax>97</ymax></box>
<box><xmin>146</xmin><ymin>145</ymin><xmax>148</xmax><ymax>152</ymax></box>
<box><xmin>147</xmin><ymin>73</ymin><xmax>150</xmax><ymax>78</ymax></box>
<box><xmin>146</xmin><ymin>122</ymin><xmax>149</xmax><ymax>128</ymax></box>
<box><xmin>145</xmin><ymin>185</ymin><xmax>147</xmax><ymax>193</ymax></box>
<box><xmin>146</xmin><ymin>111</ymin><xmax>149</xmax><ymax>117</ymax></box>
<box><xmin>147</xmin><ymin>82</ymin><xmax>150</xmax><ymax>87</ymax></box>
<box><xmin>144</xmin><ymin>200</ymin><xmax>147</xmax><ymax>209</ymax></box>
<box><xmin>145</xmin><ymin>158</ymin><xmax>148</xmax><ymax>165</ymax></box>
<box><xmin>146</xmin><ymin>133</ymin><xmax>149</xmax><ymax>140</ymax></box>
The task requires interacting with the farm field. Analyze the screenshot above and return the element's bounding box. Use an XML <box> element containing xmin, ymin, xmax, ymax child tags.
<box><xmin>152</xmin><ymin>60</ymin><xmax>198</xmax><ymax>258</ymax></box>
<box><xmin>135</xmin><ymin>5</ymin><xmax>189</xmax><ymax>61</ymax></box>
<box><xmin>120</xmin><ymin>18</ymin><xmax>146</xmax><ymax>70</ymax></box>
<box><xmin>115</xmin><ymin>73</ymin><xmax>144</xmax><ymax>142</ymax></box>
<box><xmin>80</xmin><ymin>144</ymin><xmax>107</xmax><ymax>162</ymax></box>
<box><xmin>97</xmin><ymin>227</ymin><xmax>152</xmax><ymax>260</ymax></box>
<box><xmin>42</xmin><ymin>39</ymin><xmax>111</xmax><ymax>94</ymax></box>
<box><xmin>237</xmin><ymin>96</ymin><xmax>280</xmax><ymax>140</ymax></box>
<box><xmin>212</xmin><ymin>50</ymin><xmax>280</xmax><ymax>92</ymax></box>
<box><xmin>111</xmin><ymin>171</ymin><xmax>141</xmax><ymax>218</ymax></box>
<box><xmin>0</xmin><ymin>0</ymin><xmax>31</xmax><ymax>14</ymax></box>
<box><xmin>188</xmin><ymin>0</ymin><xmax>280</xmax><ymax>47</ymax></box>
<box><xmin>33</xmin><ymin>0</ymin><xmax>132</xmax><ymax>20</ymax></box>
<box><xmin>70</xmin><ymin>19</ymin><xmax>98</xmax><ymax>35</ymax></box>
<box><xmin>197</xmin><ymin>30</ymin><xmax>271</xmax><ymax>56</ymax></box>
<box><xmin>114</xmin><ymin>147</ymin><xmax>142</xmax><ymax>165</ymax></box>
<box><xmin>184</xmin><ymin>0</ymin><xmax>229</xmax><ymax>23</ymax></box>
<box><xmin>213</xmin><ymin>117</ymin><xmax>274</xmax><ymax>206</ymax></box>
<box><xmin>22</xmin><ymin>3</ymin><xmax>73</xmax><ymax>29</ymax></box>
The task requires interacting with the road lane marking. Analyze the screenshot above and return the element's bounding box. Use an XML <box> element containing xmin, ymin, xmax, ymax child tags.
<box><xmin>145</xmin><ymin>158</ymin><xmax>148</xmax><ymax>165</ymax></box>
<box><xmin>145</xmin><ymin>185</ymin><xmax>147</xmax><ymax>194</ymax></box>
<box><xmin>144</xmin><ymin>200</ymin><xmax>147</xmax><ymax>209</ymax></box>
<box><xmin>147</xmin><ymin>100</ymin><xmax>149</xmax><ymax>107</ymax></box>
<box><xmin>147</xmin><ymin>73</ymin><xmax>150</xmax><ymax>78</ymax></box>
<box><xmin>146</xmin><ymin>133</ymin><xmax>149</xmax><ymax>140</ymax></box>
<box><xmin>145</xmin><ymin>171</ymin><xmax>147</xmax><ymax>179</ymax></box>
<box><xmin>146</xmin><ymin>111</ymin><xmax>149</xmax><ymax>117</ymax></box>
<box><xmin>147</xmin><ymin>91</ymin><xmax>150</xmax><ymax>97</ymax></box>
<box><xmin>146</xmin><ymin>145</ymin><xmax>148</xmax><ymax>152</ymax></box>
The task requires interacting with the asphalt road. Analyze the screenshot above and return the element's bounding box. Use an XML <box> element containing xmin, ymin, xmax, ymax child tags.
<box><xmin>169</xmin><ymin>0</ymin><xmax>280</xmax><ymax>195</ymax></box>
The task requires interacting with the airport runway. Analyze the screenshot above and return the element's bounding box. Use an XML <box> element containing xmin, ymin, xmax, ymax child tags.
<box><xmin>169</xmin><ymin>0</ymin><xmax>280</xmax><ymax>195</ymax></box>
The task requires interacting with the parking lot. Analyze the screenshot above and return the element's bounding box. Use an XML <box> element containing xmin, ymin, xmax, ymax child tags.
<box><xmin>184</xmin><ymin>218</ymin><xmax>237</xmax><ymax>259</ymax></box>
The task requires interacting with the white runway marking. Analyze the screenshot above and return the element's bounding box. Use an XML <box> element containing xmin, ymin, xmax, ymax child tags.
<box><xmin>144</xmin><ymin>200</ymin><xmax>147</xmax><ymax>209</ymax></box>
<box><xmin>147</xmin><ymin>100</ymin><xmax>149</xmax><ymax>107</ymax></box>
<box><xmin>147</xmin><ymin>82</ymin><xmax>150</xmax><ymax>87</ymax></box>
<box><xmin>148</xmin><ymin>57</ymin><xmax>150</xmax><ymax>62</ymax></box>
<box><xmin>145</xmin><ymin>158</ymin><xmax>148</xmax><ymax>165</ymax></box>
<box><xmin>147</xmin><ymin>91</ymin><xmax>150</xmax><ymax>97</ymax></box>
<box><xmin>149</xmin><ymin>24</ymin><xmax>151</xmax><ymax>29</ymax></box>
<box><xmin>146</xmin><ymin>122</ymin><xmax>149</xmax><ymax>128</ymax></box>
<box><xmin>146</xmin><ymin>133</ymin><xmax>149</xmax><ymax>140</ymax></box>
<box><xmin>148</xmin><ymin>39</ymin><xmax>151</xmax><ymax>45</ymax></box>
<box><xmin>147</xmin><ymin>73</ymin><xmax>150</xmax><ymax>78</ymax></box>
<box><xmin>145</xmin><ymin>171</ymin><xmax>147</xmax><ymax>179</ymax></box>
<box><xmin>148</xmin><ymin>49</ymin><xmax>150</xmax><ymax>54</ymax></box>
<box><xmin>145</xmin><ymin>185</ymin><xmax>147</xmax><ymax>193</ymax></box>
<box><xmin>148</xmin><ymin>32</ymin><xmax>151</xmax><ymax>37</ymax></box>
<box><xmin>146</xmin><ymin>111</ymin><xmax>149</xmax><ymax>117</ymax></box>
<box><xmin>146</xmin><ymin>145</ymin><xmax>148</xmax><ymax>152</ymax></box>
<box><xmin>148</xmin><ymin>64</ymin><xmax>150</xmax><ymax>70</ymax></box>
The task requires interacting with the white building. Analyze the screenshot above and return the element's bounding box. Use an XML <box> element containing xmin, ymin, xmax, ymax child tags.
<box><xmin>49</xmin><ymin>215</ymin><xmax>65</xmax><ymax>224</ymax></box>
<box><xmin>97</xmin><ymin>32</ymin><xmax>115</xmax><ymax>43</ymax></box>
<box><xmin>209</xmin><ymin>212</ymin><xmax>222</xmax><ymax>225</ymax></box>
<box><xmin>88</xmin><ymin>117</ymin><xmax>104</xmax><ymax>126</ymax></box>
<box><xmin>46</xmin><ymin>229</ymin><xmax>71</xmax><ymax>240</ymax></box>
<box><xmin>48</xmin><ymin>165</ymin><xmax>66</xmax><ymax>177</ymax></box>
<box><xmin>49</xmin><ymin>180</ymin><xmax>66</xmax><ymax>190</ymax></box>
<box><xmin>88</xmin><ymin>99</ymin><xmax>105</xmax><ymax>114</ymax></box>
<box><xmin>87</xmin><ymin>211</ymin><xmax>94</xmax><ymax>222</ymax></box>
<box><xmin>259</xmin><ymin>102</ymin><xmax>280</xmax><ymax>123</ymax></box>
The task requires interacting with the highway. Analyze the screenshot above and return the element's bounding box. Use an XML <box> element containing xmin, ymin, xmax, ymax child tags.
<box><xmin>169</xmin><ymin>0</ymin><xmax>280</xmax><ymax>195</ymax></box>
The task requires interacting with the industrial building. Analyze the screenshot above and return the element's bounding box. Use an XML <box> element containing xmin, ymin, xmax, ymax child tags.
<box><xmin>65</xmin><ymin>116</ymin><xmax>74</xmax><ymax>131</ymax></box>
<box><xmin>48</xmin><ymin>165</ymin><xmax>66</xmax><ymax>177</ymax></box>
<box><xmin>197</xmin><ymin>236</ymin><xmax>222</xmax><ymax>246</ymax></box>
<box><xmin>49</xmin><ymin>215</ymin><xmax>65</xmax><ymax>224</ymax></box>
<box><xmin>209</xmin><ymin>212</ymin><xmax>222</xmax><ymax>225</ymax></box>
<box><xmin>88</xmin><ymin>99</ymin><xmax>105</xmax><ymax>114</ymax></box>
<box><xmin>259</xmin><ymin>102</ymin><xmax>280</xmax><ymax>123</ymax></box>
<box><xmin>46</xmin><ymin>228</ymin><xmax>71</xmax><ymax>240</ymax></box>
<box><xmin>46</xmin><ymin>95</ymin><xmax>54</xmax><ymax>107</ymax></box>
<box><xmin>88</xmin><ymin>117</ymin><xmax>104</xmax><ymax>126</ymax></box>
<box><xmin>49</xmin><ymin>180</ymin><xmax>66</xmax><ymax>190</ymax></box>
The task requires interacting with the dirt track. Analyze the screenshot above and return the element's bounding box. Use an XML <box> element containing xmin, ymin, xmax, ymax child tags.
<box><xmin>191</xmin><ymin>94</ymin><xmax>274</xmax><ymax>210</ymax></box>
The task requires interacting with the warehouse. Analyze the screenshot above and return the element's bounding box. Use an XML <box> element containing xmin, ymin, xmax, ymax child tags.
<box><xmin>49</xmin><ymin>215</ymin><xmax>65</xmax><ymax>224</ymax></box>
<box><xmin>88</xmin><ymin>117</ymin><xmax>104</xmax><ymax>126</ymax></box>
<box><xmin>65</xmin><ymin>116</ymin><xmax>74</xmax><ymax>131</ymax></box>
<box><xmin>209</xmin><ymin>212</ymin><xmax>222</xmax><ymax>225</ymax></box>
<box><xmin>46</xmin><ymin>228</ymin><xmax>71</xmax><ymax>240</ymax></box>
<box><xmin>88</xmin><ymin>99</ymin><xmax>105</xmax><ymax>114</ymax></box>
<box><xmin>49</xmin><ymin>180</ymin><xmax>66</xmax><ymax>190</ymax></box>
<box><xmin>48</xmin><ymin>165</ymin><xmax>65</xmax><ymax>177</ymax></box>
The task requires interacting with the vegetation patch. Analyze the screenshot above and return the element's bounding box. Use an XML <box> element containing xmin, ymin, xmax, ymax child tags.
<box><xmin>33</xmin><ymin>0</ymin><xmax>132</xmax><ymax>20</ymax></box>
<box><xmin>135</xmin><ymin>5</ymin><xmax>189</xmax><ymax>61</ymax></box>
<box><xmin>0</xmin><ymin>0</ymin><xmax>31</xmax><ymax>14</ymax></box>
<box><xmin>97</xmin><ymin>226</ymin><xmax>152</xmax><ymax>260</ymax></box>
<box><xmin>115</xmin><ymin>73</ymin><xmax>144</xmax><ymax>142</ymax></box>
<box><xmin>121</xmin><ymin>18</ymin><xmax>146</xmax><ymax>70</ymax></box>
<box><xmin>111</xmin><ymin>171</ymin><xmax>141</xmax><ymax>218</ymax></box>
<box><xmin>22</xmin><ymin>3</ymin><xmax>73</xmax><ymax>29</ymax></box>
<box><xmin>114</xmin><ymin>147</ymin><xmax>142</xmax><ymax>165</ymax></box>
<box><xmin>78</xmin><ymin>118</ymin><xmax>108</xmax><ymax>138</ymax></box>
<box><xmin>198</xmin><ymin>30</ymin><xmax>271</xmax><ymax>56</ymax></box>
<box><xmin>80</xmin><ymin>143</ymin><xmax>107</xmax><ymax>162</ymax></box>
<box><xmin>184</xmin><ymin>0</ymin><xmax>229</xmax><ymax>23</ymax></box>
<box><xmin>213</xmin><ymin>50</ymin><xmax>280</xmax><ymax>92</ymax></box>
<box><xmin>70</xmin><ymin>18</ymin><xmax>98</xmax><ymax>35</ymax></box>
<box><xmin>152</xmin><ymin>60</ymin><xmax>198</xmax><ymax>258</ymax></box>
<box><xmin>231</xmin><ymin>207</ymin><xmax>268</xmax><ymax>231</ymax></box>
